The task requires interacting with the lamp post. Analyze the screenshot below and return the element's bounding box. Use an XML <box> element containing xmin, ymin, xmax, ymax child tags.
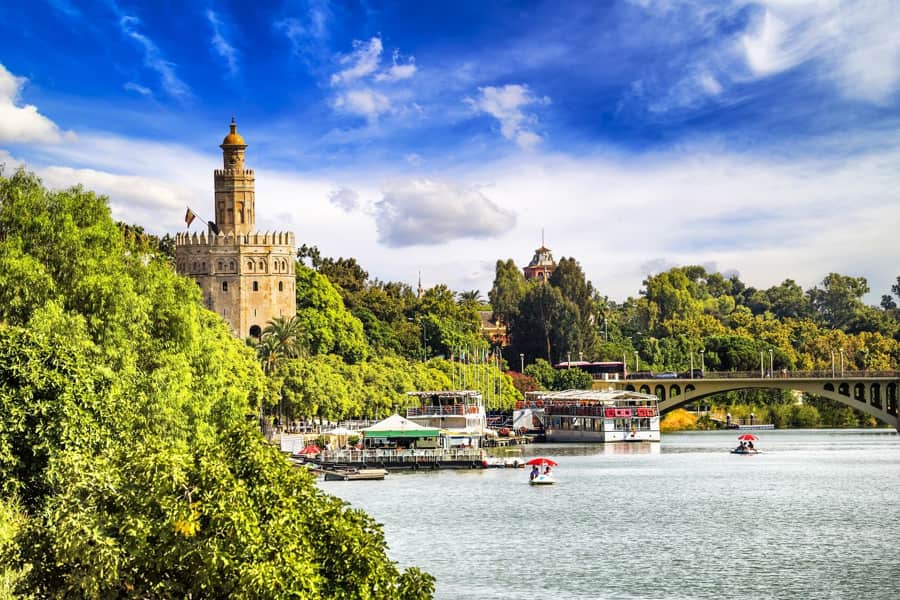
<box><xmin>634</xmin><ymin>351</ymin><xmax>640</xmax><ymax>373</ymax></box>
<box><xmin>519</xmin><ymin>353</ymin><xmax>524</xmax><ymax>373</ymax></box>
<box><xmin>567</xmin><ymin>352</ymin><xmax>571</xmax><ymax>368</ymax></box>
<box><xmin>760</xmin><ymin>351</ymin><xmax>764</xmax><ymax>378</ymax></box>
<box><xmin>700</xmin><ymin>349</ymin><xmax>705</xmax><ymax>376</ymax></box>
<box><xmin>603</xmin><ymin>315</ymin><xmax>608</xmax><ymax>342</ymax></box>
<box><xmin>690</xmin><ymin>352</ymin><xmax>694</xmax><ymax>379</ymax></box>
<box><xmin>831</xmin><ymin>350</ymin><xmax>835</xmax><ymax>378</ymax></box>
<box><xmin>840</xmin><ymin>348</ymin><xmax>844</xmax><ymax>376</ymax></box>
<box><xmin>769</xmin><ymin>349</ymin><xmax>773</xmax><ymax>377</ymax></box>
<box><xmin>421</xmin><ymin>319</ymin><xmax>427</xmax><ymax>362</ymax></box>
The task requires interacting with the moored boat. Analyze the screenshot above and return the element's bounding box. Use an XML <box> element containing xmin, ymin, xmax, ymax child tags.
<box><xmin>527</xmin><ymin>389</ymin><xmax>660</xmax><ymax>443</ymax></box>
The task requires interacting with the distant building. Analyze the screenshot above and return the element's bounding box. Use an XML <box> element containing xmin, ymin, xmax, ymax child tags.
<box><xmin>479</xmin><ymin>311</ymin><xmax>508</xmax><ymax>347</ymax></box>
<box><xmin>523</xmin><ymin>245</ymin><xmax>556</xmax><ymax>282</ymax></box>
<box><xmin>175</xmin><ymin>120</ymin><xmax>296</xmax><ymax>338</ymax></box>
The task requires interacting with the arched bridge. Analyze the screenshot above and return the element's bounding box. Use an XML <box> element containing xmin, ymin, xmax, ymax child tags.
<box><xmin>596</xmin><ymin>371</ymin><xmax>900</xmax><ymax>431</ymax></box>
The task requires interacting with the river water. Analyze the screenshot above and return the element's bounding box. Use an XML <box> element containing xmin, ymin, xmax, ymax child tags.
<box><xmin>320</xmin><ymin>429</ymin><xmax>900</xmax><ymax>599</ymax></box>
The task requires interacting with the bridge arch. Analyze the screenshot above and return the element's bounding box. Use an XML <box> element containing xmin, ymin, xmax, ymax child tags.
<box><xmin>604</xmin><ymin>377</ymin><xmax>899</xmax><ymax>431</ymax></box>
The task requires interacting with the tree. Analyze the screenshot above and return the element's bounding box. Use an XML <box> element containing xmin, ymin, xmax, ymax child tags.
<box><xmin>488</xmin><ymin>259</ymin><xmax>526</xmax><ymax>325</ymax></box>
<box><xmin>807</xmin><ymin>273</ymin><xmax>869</xmax><ymax>330</ymax></box>
<box><xmin>295</xmin><ymin>265</ymin><xmax>369</xmax><ymax>363</ymax></box>
<box><xmin>511</xmin><ymin>283</ymin><xmax>566</xmax><ymax>362</ymax></box>
<box><xmin>262</xmin><ymin>315</ymin><xmax>307</xmax><ymax>359</ymax></box>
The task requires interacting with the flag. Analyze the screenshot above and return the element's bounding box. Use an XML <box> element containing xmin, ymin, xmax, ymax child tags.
<box><xmin>184</xmin><ymin>207</ymin><xmax>197</xmax><ymax>227</ymax></box>
<box><xmin>207</xmin><ymin>221</ymin><xmax>220</xmax><ymax>235</ymax></box>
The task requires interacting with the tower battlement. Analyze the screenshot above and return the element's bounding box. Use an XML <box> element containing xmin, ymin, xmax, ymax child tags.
<box><xmin>214</xmin><ymin>168</ymin><xmax>255</xmax><ymax>177</ymax></box>
<box><xmin>175</xmin><ymin>230</ymin><xmax>295</xmax><ymax>247</ymax></box>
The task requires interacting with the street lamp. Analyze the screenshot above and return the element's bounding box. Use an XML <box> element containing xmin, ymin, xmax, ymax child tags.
<box><xmin>769</xmin><ymin>349</ymin><xmax>773</xmax><ymax>377</ymax></box>
<box><xmin>760</xmin><ymin>350</ymin><xmax>765</xmax><ymax>378</ymax></box>
<box><xmin>831</xmin><ymin>350</ymin><xmax>835</xmax><ymax>378</ymax></box>
<box><xmin>567</xmin><ymin>352</ymin><xmax>571</xmax><ymax>367</ymax></box>
<box><xmin>839</xmin><ymin>348</ymin><xmax>844</xmax><ymax>376</ymax></box>
<box><xmin>519</xmin><ymin>353</ymin><xmax>525</xmax><ymax>373</ymax></box>
<box><xmin>689</xmin><ymin>351</ymin><xmax>694</xmax><ymax>379</ymax></box>
<box><xmin>634</xmin><ymin>351</ymin><xmax>640</xmax><ymax>373</ymax></box>
<box><xmin>700</xmin><ymin>349</ymin><xmax>705</xmax><ymax>375</ymax></box>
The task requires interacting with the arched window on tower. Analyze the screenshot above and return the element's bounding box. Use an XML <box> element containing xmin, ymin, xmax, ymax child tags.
<box><xmin>247</xmin><ymin>260</ymin><xmax>254</xmax><ymax>271</ymax></box>
<box><xmin>222</xmin><ymin>281</ymin><xmax>228</xmax><ymax>292</ymax></box>
<box><xmin>229</xmin><ymin>260</ymin><xmax>235</xmax><ymax>271</ymax></box>
<box><xmin>253</xmin><ymin>281</ymin><xmax>259</xmax><ymax>291</ymax></box>
<box><xmin>278</xmin><ymin>281</ymin><xmax>284</xmax><ymax>292</ymax></box>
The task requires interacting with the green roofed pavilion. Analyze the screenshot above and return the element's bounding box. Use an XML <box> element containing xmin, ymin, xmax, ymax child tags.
<box><xmin>363</xmin><ymin>414</ymin><xmax>440</xmax><ymax>438</ymax></box>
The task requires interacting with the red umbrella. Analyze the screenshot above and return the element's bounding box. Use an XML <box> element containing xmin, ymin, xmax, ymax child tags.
<box><xmin>526</xmin><ymin>457</ymin><xmax>558</xmax><ymax>467</ymax></box>
<box><xmin>299</xmin><ymin>444</ymin><xmax>321</xmax><ymax>455</ymax></box>
<box><xmin>737</xmin><ymin>434</ymin><xmax>759</xmax><ymax>441</ymax></box>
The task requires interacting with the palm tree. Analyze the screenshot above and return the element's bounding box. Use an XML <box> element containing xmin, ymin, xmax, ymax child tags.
<box><xmin>262</xmin><ymin>315</ymin><xmax>306</xmax><ymax>359</ymax></box>
<box><xmin>256</xmin><ymin>335</ymin><xmax>284</xmax><ymax>376</ymax></box>
<box><xmin>458</xmin><ymin>289</ymin><xmax>482</xmax><ymax>305</ymax></box>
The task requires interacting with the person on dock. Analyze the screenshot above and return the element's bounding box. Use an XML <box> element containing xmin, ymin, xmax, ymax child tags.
<box><xmin>530</xmin><ymin>465</ymin><xmax>540</xmax><ymax>481</ymax></box>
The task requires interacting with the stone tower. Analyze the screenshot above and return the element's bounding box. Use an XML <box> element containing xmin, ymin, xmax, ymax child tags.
<box><xmin>175</xmin><ymin>120</ymin><xmax>296</xmax><ymax>338</ymax></box>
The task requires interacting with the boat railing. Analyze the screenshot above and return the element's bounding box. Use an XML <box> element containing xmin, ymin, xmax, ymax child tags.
<box><xmin>317</xmin><ymin>447</ymin><xmax>485</xmax><ymax>465</ymax></box>
<box><xmin>406</xmin><ymin>405</ymin><xmax>482</xmax><ymax>417</ymax></box>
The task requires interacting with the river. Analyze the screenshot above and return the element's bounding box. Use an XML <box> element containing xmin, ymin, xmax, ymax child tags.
<box><xmin>320</xmin><ymin>429</ymin><xmax>900</xmax><ymax>599</ymax></box>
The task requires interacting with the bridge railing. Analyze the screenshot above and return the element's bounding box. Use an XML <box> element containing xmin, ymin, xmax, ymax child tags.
<box><xmin>624</xmin><ymin>370</ymin><xmax>899</xmax><ymax>380</ymax></box>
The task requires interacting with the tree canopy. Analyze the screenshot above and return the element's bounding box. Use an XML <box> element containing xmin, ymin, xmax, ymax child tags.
<box><xmin>0</xmin><ymin>168</ymin><xmax>434</xmax><ymax>598</ymax></box>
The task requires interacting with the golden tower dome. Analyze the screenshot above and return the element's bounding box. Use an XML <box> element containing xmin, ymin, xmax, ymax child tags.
<box><xmin>221</xmin><ymin>117</ymin><xmax>246</xmax><ymax>146</ymax></box>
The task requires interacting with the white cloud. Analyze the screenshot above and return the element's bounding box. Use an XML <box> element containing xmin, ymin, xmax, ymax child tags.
<box><xmin>333</xmin><ymin>88</ymin><xmax>392</xmax><ymax>122</ymax></box>
<box><xmin>375</xmin><ymin>50</ymin><xmax>417</xmax><ymax>82</ymax></box>
<box><xmin>467</xmin><ymin>84</ymin><xmax>550</xmax><ymax>149</ymax></box>
<box><xmin>0</xmin><ymin>63</ymin><xmax>73</xmax><ymax>144</ymax></box>
<box><xmin>328</xmin><ymin>187</ymin><xmax>360</xmax><ymax>212</ymax></box>
<box><xmin>206</xmin><ymin>10</ymin><xmax>239</xmax><ymax>77</ymax></box>
<box><xmin>119</xmin><ymin>16</ymin><xmax>191</xmax><ymax>100</ymax></box>
<box><xmin>331</xmin><ymin>37</ymin><xmax>384</xmax><ymax>85</ymax></box>
<box><xmin>39</xmin><ymin>165</ymin><xmax>190</xmax><ymax>226</ymax></box>
<box><xmin>374</xmin><ymin>179</ymin><xmax>515</xmax><ymax>247</ymax></box>
<box><xmin>123</xmin><ymin>82</ymin><xmax>152</xmax><ymax>97</ymax></box>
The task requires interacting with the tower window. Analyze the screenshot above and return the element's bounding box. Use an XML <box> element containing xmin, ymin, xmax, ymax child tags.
<box><xmin>278</xmin><ymin>281</ymin><xmax>284</xmax><ymax>292</ymax></box>
<box><xmin>222</xmin><ymin>281</ymin><xmax>228</xmax><ymax>292</ymax></box>
<box><xmin>253</xmin><ymin>281</ymin><xmax>259</xmax><ymax>291</ymax></box>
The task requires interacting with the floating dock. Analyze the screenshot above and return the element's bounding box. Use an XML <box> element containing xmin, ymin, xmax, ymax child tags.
<box><xmin>297</xmin><ymin>448</ymin><xmax>488</xmax><ymax>471</ymax></box>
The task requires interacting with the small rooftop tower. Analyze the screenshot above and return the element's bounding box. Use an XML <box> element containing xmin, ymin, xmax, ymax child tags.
<box><xmin>523</xmin><ymin>230</ymin><xmax>556</xmax><ymax>282</ymax></box>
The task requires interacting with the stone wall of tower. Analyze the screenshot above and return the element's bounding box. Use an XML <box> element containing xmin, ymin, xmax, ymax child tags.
<box><xmin>175</xmin><ymin>231</ymin><xmax>296</xmax><ymax>337</ymax></box>
<box><xmin>214</xmin><ymin>167</ymin><xmax>256</xmax><ymax>236</ymax></box>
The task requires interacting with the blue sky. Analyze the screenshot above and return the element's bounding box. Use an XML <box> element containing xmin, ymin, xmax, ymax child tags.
<box><xmin>1</xmin><ymin>0</ymin><xmax>899</xmax><ymax>301</ymax></box>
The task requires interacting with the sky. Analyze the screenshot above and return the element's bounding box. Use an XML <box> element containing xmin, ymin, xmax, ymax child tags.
<box><xmin>1</xmin><ymin>0</ymin><xmax>899</xmax><ymax>303</ymax></box>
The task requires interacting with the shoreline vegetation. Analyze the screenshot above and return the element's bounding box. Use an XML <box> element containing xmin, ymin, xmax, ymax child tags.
<box><xmin>1</xmin><ymin>168</ymin><xmax>897</xmax><ymax>595</ymax></box>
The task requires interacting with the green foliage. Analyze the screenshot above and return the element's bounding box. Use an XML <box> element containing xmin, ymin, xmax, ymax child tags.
<box><xmin>295</xmin><ymin>265</ymin><xmax>369</xmax><ymax>363</ymax></box>
<box><xmin>0</xmin><ymin>169</ymin><xmax>433</xmax><ymax>598</ymax></box>
<box><xmin>523</xmin><ymin>359</ymin><xmax>591</xmax><ymax>391</ymax></box>
<box><xmin>488</xmin><ymin>259</ymin><xmax>526</xmax><ymax>326</ymax></box>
